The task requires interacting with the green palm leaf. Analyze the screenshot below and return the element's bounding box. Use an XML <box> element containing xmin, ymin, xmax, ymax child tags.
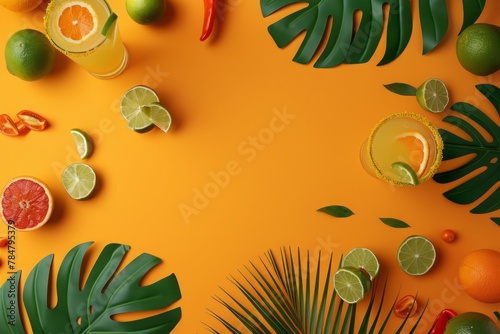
<box><xmin>433</xmin><ymin>84</ymin><xmax>500</xmax><ymax>215</ymax></box>
<box><xmin>260</xmin><ymin>0</ymin><xmax>485</xmax><ymax>67</ymax></box>
<box><xmin>0</xmin><ymin>242</ymin><xmax>182</xmax><ymax>333</ymax></box>
<box><xmin>207</xmin><ymin>247</ymin><xmax>426</xmax><ymax>333</ymax></box>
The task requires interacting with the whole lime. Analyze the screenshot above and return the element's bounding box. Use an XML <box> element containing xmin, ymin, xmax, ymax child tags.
<box><xmin>5</xmin><ymin>29</ymin><xmax>56</xmax><ymax>81</ymax></box>
<box><xmin>444</xmin><ymin>312</ymin><xmax>500</xmax><ymax>334</ymax></box>
<box><xmin>126</xmin><ymin>0</ymin><xmax>166</xmax><ymax>25</ymax></box>
<box><xmin>456</xmin><ymin>23</ymin><xmax>500</xmax><ymax>76</ymax></box>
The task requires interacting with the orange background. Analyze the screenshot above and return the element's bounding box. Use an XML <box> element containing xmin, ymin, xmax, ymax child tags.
<box><xmin>0</xmin><ymin>0</ymin><xmax>499</xmax><ymax>333</ymax></box>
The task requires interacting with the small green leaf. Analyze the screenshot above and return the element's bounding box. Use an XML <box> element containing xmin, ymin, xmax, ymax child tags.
<box><xmin>384</xmin><ymin>83</ymin><xmax>417</xmax><ymax>96</ymax></box>
<box><xmin>318</xmin><ymin>205</ymin><xmax>354</xmax><ymax>218</ymax></box>
<box><xmin>460</xmin><ymin>0</ymin><xmax>486</xmax><ymax>34</ymax></box>
<box><xmin>492</xmin><ymin>218</ymin><xmax>500</xmax><ymax>226</ymax></box>
<box><xmin>379</xmin><ymin>218</ymin><xmax>411</xmax><ymax>228</ymax></box>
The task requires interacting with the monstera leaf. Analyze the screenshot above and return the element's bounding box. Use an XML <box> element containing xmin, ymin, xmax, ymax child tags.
<box><xmin>433</xmin><ymin>84</ymin><xmax>500</xmax><ymax>216</ymax></box>
<box><xmin>260</xmin><ymin>0</ymin><xmax>485</xmax><ymax>67</ymax></box>
<box><xmin>0</xmin><ymin>242</ymin><xmax>182</xmax><ymax>333</ymax></box>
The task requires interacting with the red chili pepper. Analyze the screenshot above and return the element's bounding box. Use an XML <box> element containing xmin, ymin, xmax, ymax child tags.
<box><xmin>0</xmin><ymin>114</ymin><xmax>20</xmax><ymax>136</ymax></box>
<box><xmin>200</xmin><ymin>0</ymin><xmax>216</xmax><ymax>41</ymax></box>
<box><xmin>429</xmin><ymin>309</ymin><xmax>458</xmax><ymax>334</ymax></box>
<box><xmin>17</xmin><ymin>110</ymin><xmax>48</xmax><ymax>131</ymax></box>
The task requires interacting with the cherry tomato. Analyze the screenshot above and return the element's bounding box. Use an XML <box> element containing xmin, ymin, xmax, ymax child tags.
<box><xmin>393</xmin><ymin>295</ymin><xmax>417</xmax><ymax>318</ymax></box>
<box><xmin>0</xmin><ymin>114</ymin><xmax>20</xmax><ymax>136</ymax></box>
<box><xmin>441</xmin><ymin>229</ymin><xmax>456</xmax><ymax>243</ymax></box>
<box><xmin>17</xmin><ymin>110</ymin><xmax>48</xmax><ymax>131</ymax></box>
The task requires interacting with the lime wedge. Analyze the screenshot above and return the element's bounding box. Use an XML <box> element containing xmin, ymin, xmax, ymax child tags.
<box><xmin>101</xmin><ymin>12</ymin><xmax>118</xmax><ymax>37</ymax></box>
<box><xmin>342</xmin><ymin>248</ymin><xmax>380</xmax><ymax>280</ymax></box>
<box><xmin>416</xmin><ymin>78</ymin><xmax>449</xmax><ymax>113</ymax></box>
<box><xmin>334</xmin><ymin>267</ymin><xmax>371</xmax><ymax>304</ymax></box>
<box><xmin>62</xmin><ymin>163</ymin><xmax>97</xmax><ymax>200</ymax></box>
<box><xmin>70</xmin><ymin>128</ymin><xmax>93</xmax><ymax>159</ymax></box>
<box><xmin>391</xmin><ymin>161</ymin><xmax>420</xmax><ymax>185</ymax></box>
<box><xmin>144</xmin><ymin>102</ymin><xmax>172</xmax><ymax>132</ymax></box>
<box><xmin>120</xmin><ymin>85</ymin><xmax>159</xmax><ymax>133</ymax></box>
<box><xmin>397</xmin><ymin>235</ymin><xmax>436</xmax><ymax>276</ymax></box>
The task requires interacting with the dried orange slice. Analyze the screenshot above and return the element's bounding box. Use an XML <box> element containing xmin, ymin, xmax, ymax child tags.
<box><xmin>57</xmin><ymin>1</ymin><xmax>98</xmax><ymax>43</ymax></box>
<box><xmin>396</xmin><ymin>131</ymin><xmax>429</xmax><ymax>177</ymax></box>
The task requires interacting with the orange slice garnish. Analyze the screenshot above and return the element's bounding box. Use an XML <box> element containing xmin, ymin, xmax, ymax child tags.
<box><xmin>396</xmin><ymin>131</ymin><xmax>429</xmax><ymax>177</ymax></box>
<box><xmin>57</xmin><ymin>1</ymin><xmax>98</xmax><ymax>43</ymax></box>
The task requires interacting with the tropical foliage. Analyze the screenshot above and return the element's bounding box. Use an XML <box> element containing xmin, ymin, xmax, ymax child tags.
<box><xmin>260</xmin><ymin>0</ymin><xmax>485</xmax><ymax>67</ymax></box>
<box><xmin>0</xmin><ymin>242</ymin><xmax>182</xmax><ymax>333</ymax></box>
<box><xmin>206</xmin><ymin>247</ymin><xmax>427</xmax><ymax>333</ymax></box>
<box><xmin>433</xmin><ymin>84</ymin><xmax>500</xmax><ymax>219</ymax></box>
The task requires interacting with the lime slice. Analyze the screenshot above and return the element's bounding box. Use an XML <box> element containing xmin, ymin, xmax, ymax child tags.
<box><xmin>342</xmin><ymin>248</ymin><xmax>380</xmax><ymax>280</ymax></box>
<box><xmin>397</xmin><ymin>235</ymin><xmax>436</xmax><ymax>276</ymax></box>
<box><xmin>101</xmin><ymin>12</ymin><xmax>118</xmax><ymax>37</ymax></box>
<box><xmin>391</xmin><ymin>161</ymin><xmax>420</xmax><ymax>186</ymax></box>
<box><xmin>70</xmin><ymin>128</ymin><xmax>93</xmax><ymax>159</ymax></box>
<box><xmin>120</xmin><ymin>85</ymin><xmax>159</xmax><ymax>133</ymax></box>
<box><xmin>61</xmin><ymin>163</ymin><xmax>97</xmax><ymax>200</ymax></box>
<box><xmin>416</xmin><ymin>78</ymin><xmax>449</xmax><ymax>113</ymax></box>
<box><xmin>144</xmin><ymin>102</ymin><xmax>172</xmax><ymax>132</ymax></box>
<box><xmin>334</xmin><ymin>267</ymin><xmax>371</xmax><ymax>304</ymax></box>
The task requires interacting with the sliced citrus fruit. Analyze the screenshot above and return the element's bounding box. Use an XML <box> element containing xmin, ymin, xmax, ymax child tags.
<box><xmin>342</xmin><ymin>247</ymin><xmax>380</xmax><ymax>280</ymax></box>
<box><xmin>144</xmin><ymin>102</ymin><xmax>172</xmax><ymax>132</ymax></box>
<box><xmin>391</xmin><ymin>162</ymin><xmax>420</xmax><ymax>185</ymax></box>
<box><xmin>120</xmin><ymin>85</ymin><xmax>159</xmax><ymax>133</ymax></box>
<box><xmin>101</xmin><ymin>12</ymin><xmax>117</xmax><ymax>37</ymax></box>
<box><xmin>397</xmin><ymin>235</ymin><xmax>436</xmax><ymax>275</ymax></box>
<box><xmin>70</xmin><ymin>128</ymin><xmax>93</xmax><ymax>159</ymax></box>
<box><xmin>416</xmin><ymin>78</ymin><xmax>449</xmax><ymax>113</ymax></box>
<box><xmin>62</xmin><ymin>163</ymin><xmax>97</xmax><ymax>200</ymax></box>
<box><xmin>334</xmin><ymin>266</ymin><xmax>371</xmax><ymax>304</ymax></box>
<box><xmin>396</xmin><ymin>131</ymin><xmax>429</xmax><ymax>176</ymax></box>
<box><xmin>57</xmin><ymin>1</ymin><xmax>98</xmax><ymax>43</ymax></box>
<box><xmin>1</xmin><ymin>177</ymin><xmax>53</xmax><ymax>231</ymax></box>
<box><xmin>17</xmin><ymin>110</ymin><xmax>48</xmax><ymax>131</ymax></box>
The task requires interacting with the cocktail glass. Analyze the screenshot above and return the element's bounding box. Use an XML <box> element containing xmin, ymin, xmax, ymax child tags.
<box><xmin>360</xmin><ymin>112</ymin><xmax>444</xmax><ymax>186</ymax></box>
<box><xmin>44</xmin><ymin>0</ymin><xmax>128</xmax><ymax>79</ymax></box>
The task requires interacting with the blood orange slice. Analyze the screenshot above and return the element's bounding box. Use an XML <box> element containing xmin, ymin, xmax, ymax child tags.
<box><xmin>1</xmin><ymin>177</ymin><xmax>53</xmax><ymax>231</ymax></box>
<box><xmin>57</xmin><ymin>1</ymin><xmax>98</xmax><ymax>43</ymax></box>
<box><xmin>396</xmin><ymin>131</ymin><xmax>429</xmax><ymax>177</ymax></box>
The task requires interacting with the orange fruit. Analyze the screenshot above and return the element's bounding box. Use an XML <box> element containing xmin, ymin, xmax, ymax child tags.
<box><xmin>396</xmin><ymin>131</ymin><xmax>429</xmax><ymax>177</ymax></box>
<box><xmin>1</xmin><ymin>177</ymin><xmax>53</xmax><ymax>231</ymax></box>
<box><xmin>444</xmin><ymin>312</ymin><xmax>500</xmax><ymax>334</ymax></box>
<box><xmin>57</xmin><ymin>1</ymin><xmax>98</xmax><ymax>43</ymax></box>
<box><xmin>458</xmin><ymin>249</ymin><xmax>500</xmax><ymax>303</ymax></box>
<box><xmin>0</xmin><ymin>0</ymin><xmax>43</xmax><ymax>12</ymax></box>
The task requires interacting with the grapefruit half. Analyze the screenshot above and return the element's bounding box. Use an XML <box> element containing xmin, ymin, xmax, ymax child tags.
<box><xmin>1</xmin><ymin>177</ymin><xmax>53</xmax><ymax>231</ymax></box>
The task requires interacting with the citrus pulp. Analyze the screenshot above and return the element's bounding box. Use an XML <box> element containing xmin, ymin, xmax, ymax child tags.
<box><xmin>70</xmin><ymin>128</ymin><xmax>94</xmax><ymax>159</ymax></box>
<box><xmin>341</xmin><ymin>247</ymin><xmax>380</xmax><ymax>280</ymax></box>
<box><xmin>396</xmin><ymin>131</ymin><xmax>429</xmax><ymax>177</ymax></box>
<box><xmin>56</xmin><ymin>1</ymin><xmax>99</xmax><ymax>43</ymax></box>
<box><xmin>333</xmin><ymin>266</ymin><xmax>371</xmax><ymax>304</ymax></box>
<box><xmin>397</xmin><ymin>235</ymin><xmax>436</xmax><ymax>275</ymax></box>
<box><xmin>457</xmin><ymin>23</ymin><xmax>500</xmax><ymax>76</ymax></box>
<box><xmin>5</xmin><ymin>29</ymin><xmax>56</xmax><ymax>81</ymax></box>
<box><xmin>416</xmin><ymin>78</ymin><xmax>449</xmax><ymax>113</ymax></box>
<box><xmin>1</xmin><ymin>177</ymin><xmax>53</xmax><ymax>231</ymax></box>
<box><xmin>62</xmin><ymin>163</ymin><xmax>97</xmax><ymax>200</ymax></box>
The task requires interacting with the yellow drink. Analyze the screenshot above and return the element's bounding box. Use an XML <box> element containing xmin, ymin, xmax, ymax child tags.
<box><xmin>360</xmin><ymin>112</ymin><xmax>443</xmax><ymax>186</ymax></box>
<box><xmin>44</xmin><ymin>0</ymin><xmax>128</xmax><ymax>79</ymax></box>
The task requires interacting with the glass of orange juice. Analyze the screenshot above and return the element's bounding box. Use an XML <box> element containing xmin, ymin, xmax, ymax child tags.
<box><xmin>44</xmin><ymin>0</ymin><xmax>128</xmax><ymax>79</ymax></box>
<box><xmin>360</xmin><ymin>112</ymin><xmax>444</xmax><ymax>186</ymax></box>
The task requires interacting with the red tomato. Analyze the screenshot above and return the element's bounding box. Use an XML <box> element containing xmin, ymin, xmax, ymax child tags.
<box><xmin>0</xmin><ymin>114</ymin><xmax>20</xmax><ymax>136</ymax></box>
<box><xmin>441</xmin><ymin>229</ymin><xmax>456</xmax><ymax>243</ymax></box>
<box><xmin>393</xmin><ymin>295</ymin><xmax>417</xmax><ymax>318</ymax></box>
<box><xmin>17</xmin><ymin>110</ymin><xmax>48</xmax><ymax>131</ymax></box>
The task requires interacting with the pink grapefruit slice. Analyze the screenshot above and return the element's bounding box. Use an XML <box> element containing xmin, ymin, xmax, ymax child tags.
<box><xmin>1</xmin><ymin>177</ymin><xmax>53</xmax><ymax>231</ymax></box>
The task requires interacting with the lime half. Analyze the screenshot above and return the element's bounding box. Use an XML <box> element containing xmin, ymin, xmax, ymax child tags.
<box><xmin>145</xmin><ymin>102</ymin><xmax>172</xmax><ymax>132</ymax></box>
<box><xmin>70</xmin><ymin>128</ymin><xmax>93</xmax><ymax>159</ymax></box>
<box><xmin>120</xmin><ymin>85</ymin><xmax>159</xmax><ymax>133</ymax></box>
<box><xmin>391</xmin><ymin>161</ymin><xmax>420</xmax><ymax>186</ymax></box>
<box><xmin>334</xmin><ymin>267</ymin><xmax>371</xmax><ymax>304</ymax></box>
<box><xmin>397</xmin><ymin>235</ymin><xmax>436</xmax><ymax>276</ymax></box>
<box><xmin>62</xmin><ymin>163</ymin><xmax>97</xmax><ymax>200</ymax></box>
<box><xmin>416</xmin><ymin>78</ymin><xmax>449</xmax><ymax>113</ymax></box>
<box><xmin>342</xmin><ymin>248</ymin><xmax>380</xmax><ymax>280</ymax></box>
